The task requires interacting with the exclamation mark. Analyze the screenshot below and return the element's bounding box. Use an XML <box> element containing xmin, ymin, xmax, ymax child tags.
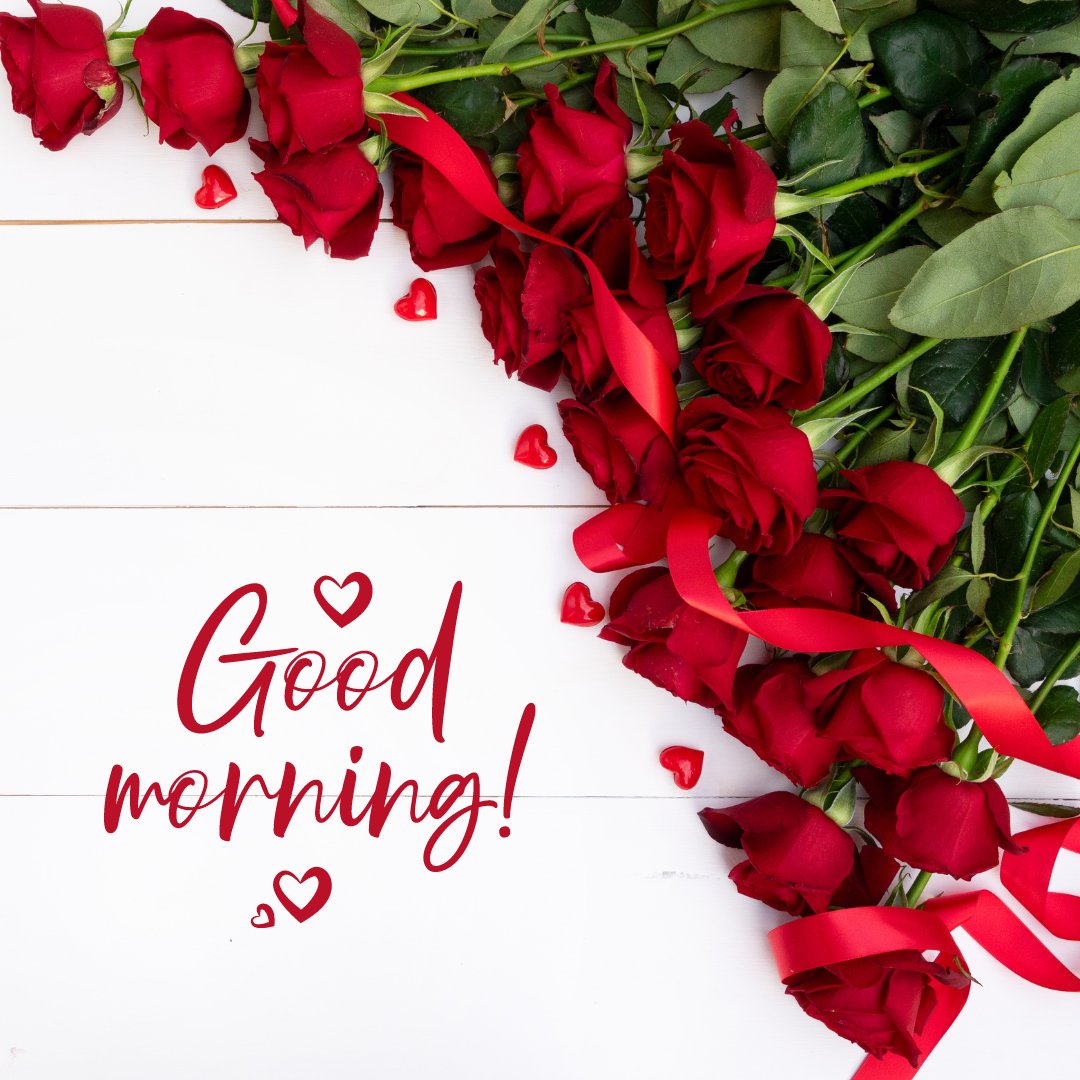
<box><xmin>500</xmin><ymin>703</ymin><xmax>535</xmax><ymax>838</ymax></box>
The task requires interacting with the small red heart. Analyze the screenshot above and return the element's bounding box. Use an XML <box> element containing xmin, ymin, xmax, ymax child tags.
<box><xmin>314</xmin><ymin>572</ymin><xmax>373</xmax><ymax>628</ymax></box>
<box><xmin>273</xmin><ymin>867</ymin><xmax>332</xmax><ymax>923</ymax></box>
<box><xmin>514</xmin><ymin>424</ymin><xmax>557</xmax><ymax>469</ymax></box>
<box><xmin>394</xmin><ymin>278</ymin><xmax>437</xmax><ymax>321</ymax></box>
<box><xmin>250</xmin><ymin>903</ymin><xmax>275</xmax><ymax>929</ymax></box>
<box><xmin>194</xmin><ymin>164</ymin><xmax>237</xmax><ymax>210</ymax></box>
<box><xmin>560</xmin><ymin>582</ymin><xmax>605</xmax><ymax>626</ymax></box>
<box><xmin>659</xmin><ymin>746</ymin><xmax>704</xmax><ymax>790</ymax></box>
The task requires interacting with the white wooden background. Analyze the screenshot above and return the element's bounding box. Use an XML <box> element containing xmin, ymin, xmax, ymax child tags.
<box><xmin>1</xmin><ymin>3</ymin><xmax>1079</xmax><ymax>1074</ymax></box>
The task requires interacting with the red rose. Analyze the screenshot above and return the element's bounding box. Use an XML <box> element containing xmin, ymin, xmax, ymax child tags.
<box><xmin>474</xmin><ymin>232</ymin><xmax>529</xmax><ymax>376</ymax></box>
<box><xmin>693</xmin><ymin>286</ymin><xmax>830</xmax><ymax>410</ymax></box>
<box><xmin>816</xmin><ymin>651</ymin><xmax>953</xmax><ymax>775</ymax></box>
<box><xmin>786</xmin><ymin>950</ymin><xmax>971</xmax><ymax>1066</ymax></box>
<box><xmin>819</xmin><ymin>462</ymin><xmax>965</xmax><ymax>589</ymax></box>
<box><xmin>862</xmin><ymin>766</ymin><xmax>1024</xmax><ymax>880</ymax></box>
<box><xmin>251</xmin><ymin>139</ymin><xmax>382</xmax><ymax>260</ymax></box>
<box><xmin>644</xmin><ymin>118</ymin><xmax>777</xmax><ymax>317</ymax></box>
<box><xmin>743</xmin><ymin>533</ymin><xmax>897</xmax><ymax>616</ymax></box>
<box><xmin>392</xmin><ymin>147</ymin><xmax>499</xmax><ymax>271</ymax></box>
<box><xmin>517</xmin><ymin>244</ymin><xmax>589</xmax><ymax>390</ymax></box>
<box><xmin>255</xmin><ymin>42</ymin><xmax>364</xmax><ymax>161</ymax></box>
<box><xmin>721</xmin><ymin>659</ymin><xmax>840</xmax><ymax>788</ymax></box>
<box><xmin>517</xmin><ymin>59</ymin><xmax>632</xmax><ymax>243</ymax></box>
<box><xmin>677</xmin><ymin>396</ymin><xmax>817</xmax><ymax>555</ymax></box>
<box><xmin>599</xmin><ymin>567</ymin><xmax>747</xmax><ymax>710</ymax></box>
<box><xmin>700</xmin><ymin>793</ymin><xmax>896</xmax><ymax>916</ymax></box>
<box><xmin>133</xmin><ymin>8</ymin><xmax>250</xmax><ymax>154</ymax></box>
<box><xmin>558</xmin><ymin>393</ymin><xmax>677</xmax><ymax>506</ymax></box>
<box><xmin>0</xmin><ymin>0</ymin><xmax>122</xmax><ymax>150</ymax></box>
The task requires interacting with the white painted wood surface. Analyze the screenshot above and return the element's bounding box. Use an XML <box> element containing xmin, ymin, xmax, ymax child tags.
<box><xmin>1</xmin><ymin>2</ymin><xmax>1078</xmax><ymax>1074</ymax></box>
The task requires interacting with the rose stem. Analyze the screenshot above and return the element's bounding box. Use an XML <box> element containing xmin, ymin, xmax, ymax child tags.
<box><xmin>1029</xmin><ymin>638</ymin><xmax>1080</xmax><ymax>714</ymax></box>
<box><xmin>948</xmin><ymin>327</ymin><xmax>1028</xmax><ymax>458</ymax></box>
<box><xmin>795</xmin><ymin>337</ymin><xmax>941</xmax><ymax>425</ymax></box>
<box><xmin>371</xmin><ymin>0</ymin><xmax>788</xmax><ymax>92</ymax></box>
<box><xmin>800</xmin><ymin>147</ymin><xmax>963</xmax><ymax>201</ymax></box>
<box><xmin>905</xmin><ymin>869</ymin><xmax>932</xmax><ymax>907</ymax></box>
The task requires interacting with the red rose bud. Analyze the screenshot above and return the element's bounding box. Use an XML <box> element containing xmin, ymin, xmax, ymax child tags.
<box><xmin>819</xmin><ymin>461</ymin><xmax>965</xmax><ymax>589</ymax></box>
<box><xmin>693</xmin><ymin>286</ymin><xmax>831</xmax><ymax>411</ymax></box>
<box><xmin>255</xmin><ymin>42</ymin><xmax>364</xmax><ymax>161</ymax></box>
<box><xmin>0</xmin><ymin>0</ymin><xmax>122</xmax><ymax>150</ymax></box>
<box><xmin>699</xmin><ymin>793</ymin><xmax>862</xmax><ymax>916</ymax></box>
<box><xmin>391</xmin><ymin>147</ymin><xmax>499</xmax><ymax>271</ymax></box>
<box><xmin>785</xmin><ymin>950</ymin><xmax>971</xmax><ymax>1067</ymax></box>
<box><xmin>743</xmin><ymin>533</ymin><xmax>897</xmax><ymax>616</ymax></box>
<box><xmin>558</xmin><ymin>393</ymin><xmax>677</xmax><ymax>506</ymax></box>
<box><xmin>817</xmin><ymin>651</ymin><xmax>954</xmax><ymax>775</ymax></box>
<box><xmin>677</xmin><ymin>396</ymin><xmax>817</xmax><ymax>556</ymax></box>
<box><xmin>474</xmin><ymin>233</ymin><xmax>529</xmax><ymax>379</ymax></box>
<box><xmin>517</xmin><ymin>58</ymin><xmax>632</xmax><ymax>244</ymax></box>
<box><xmin>251</xmin><ymin>139</ymin><xmax>382</xmax><ymax>260</ymax></box>
<box><xmin>721</xmin><ymin>659</ymin><xmax>841</xmax><ymax>788</ymax></box>
<box><xmin>861</xmin><ymin>766</ymin><xmax>1024</xmax><ymax>880</ymax></box>
<box><xmin>600</xmin><ymin>567</ymin><xmax>747</xmax><ymax>711</ymax></box>
<box><xmin>133</xmin><ymin>8</ymin><xmax>250</xmax><ymax>154</ymax></box>
<box><xmin>644</xmin><ymin>118</ymin><xmax>777</xmax><ymax>318</ymax></box>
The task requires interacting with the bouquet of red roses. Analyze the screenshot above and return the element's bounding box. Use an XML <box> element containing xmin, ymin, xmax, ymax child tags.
<box><xmin>5</xmin><ymin>0</ymin><xmax>1080</xmax><ymax>1071</ymax></box>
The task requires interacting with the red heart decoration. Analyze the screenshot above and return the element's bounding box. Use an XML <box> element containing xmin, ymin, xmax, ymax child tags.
<box><xmin>514</xmin><ymin>424</ymin><xmax>557</xmax><ymax>469</ymax></box>
<box><xmin>394</xmin><ymin>278</ymin><xmax>438</xmax><ymax>321</ymax></box>
<box><xmin>314</xmin><ymin>572</ymin><xmax>373</xmax><ymax>628</ymax></box>
<box><xmin>273</xmin><ymin>867</ymin><xmax>332</xmax><ymax>923</ymax></box>
<box><xmin>561</xmin><ymin>581</ymin><xmax>605</xmax><ymax>626</ymax></box>
<box><xmin>659</xmin><ymin>746</ymin><xmax>704</xmax><ymax>790</ymax></box>
<box><xmin>250</xmin><ymin>903</ymin><xmax>275</xmax><ymax>929</ymax></box>
<box><xmin>194</xmin><ymin>164</ymin><xmax>237</xmax><ymax>210</ymax></box>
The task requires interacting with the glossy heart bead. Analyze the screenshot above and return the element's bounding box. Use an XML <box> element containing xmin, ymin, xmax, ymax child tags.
<box><xmin>394</xmin><ymin>278</ymin><xmax>438</xmax><ymax>321</ymax></box>
<box><xmin>514</xmin><ymin>424</ymin><xmax>557</xmax><ymax>469</ymax></box>
<box><xmin>659</xmin><ymin>746</ymin><xmax>704</xmax><ymax>790</ymax></box>
<box><xmin>194</xmin><ymin>164</ymin><xmax>237</xmax><ymax>210</ymax></box>
<box><xmin>560</xmin><ymin>581</ymin><xmax>605</xmax><ymax>626</ymax></box>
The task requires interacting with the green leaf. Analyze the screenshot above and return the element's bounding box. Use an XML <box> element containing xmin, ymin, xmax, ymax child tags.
<box><xmin>919</xmin><ymin>206</ymin><xmax>984</xmax><ymax>246</ymax></box>
<box><xmin>971</xmin><ymin>499</ymin><xmax>988</xmax><ymax>573</ymax></box>
<box><xmin>832</xmin><ymin>246</ymin><xmax>933</xmax><ymax>331</ymax></box>
<box><xmin>935</xmin><ymin>445</ymin><xmax>1012</xmax><ymax>485</ymax></box>
<box><xmin>807</xmin><ymin>258</ymin><xmax>868</xmax><ymax>320</ymax></box>
<box><xmin>780</xmin><ymin>10</ymin><xmax>840</xmax><ymax>67</ymax></box>
<box><xmin>986</xmin><ymin>15</ymin><xmax>1080</xmax><ymax>54</ymax></box>
<box><xmin>655</xmin><ymin>35</ymin><xmax>741</xmax><ymax>93</ymax></box>
<box><xmin>219</xmin><ymin>0</ymin><xmax>271</xmax><ymax>21</ymax></box>
<box><xmin>960</xmin><ymin>68</ymin><xmax>1080</xmax><ymax>214</ymax></box>
<box><xmin>791</xmin><ymin>0</ymin><xmax>843</xmax><ymax>34</ymax></box>
<box><xmin>857</xmin><ymin>420</ymin><xmax>914</xmax><ymax>465</ymax></box>
<box><xmin>840</xmin><ymin>0</ymin><xmax>915</xmax><ymax>62</ymax></box>
<box><xmin>1010</xmin><ymin>800</ymin><xmax>1080</xmax><ymax>818</ymax></box>
<box><xmin>928</xmin><ymin>0</ymin><xmax>1080</xmax><ymax>33</ymax></box>
<box><xmin>995</xmin><ymin>112</ymin><xmax>1080</xmax><ymax>220</ymax></box>
<box><xmin>579</xmin><ymin>0</ymin><xmax>621</xmax><ymax>13</ymax></box>
<box><xmin>966</xmin><ymin>576</ymin><xmax>991</xmax><ymax>618</ymax></box>
<box><xmin>1035</xmin><ymin>685</ymin><xmax>1080</xmax><ymax>746</ymax></box>
<box><xmin>483</xmin><ymin>0</ymin><xmax>558</xmax><ymax>62</ymax></box>
<box><xmin>762</xmin><ymin>66</ymin><xmax>863</xmax><ymax>142</ymax></box>
<box><xmin>1028</xmin><ymin>393</ymin><xmax>1072</xmax><ymax>483</ymax></box>
<box><xmin>786</xmin><ymin>81</ymin><xmax>866</xmax><ymax>188</ymax></box>
<box><xmin>869</xmin><ymin>10</ymin><xmax>989</xmax><ymax>120</ymax></box>
<box><xmin>415</xmin><ymin>76</ymin><xmax>509</xmax><ymax>137</ymax></box>
<box><xmin>797</xmin><ymin>406</ymin><xmax>877</xmax><ymax>449</ymax></box>
<box><xmin>963</xmin><ymin>58</ymin><xmax>1059</xmax><ymax>182</ymax></box>
<box><xmin>1032</xmin><ymin>548</ymin><xmax>1080</xmax><ymax>610</ymax></box>
<box><xmin>1021</xmin><ymin>330</ymin><xmax>1066</xmax><ymax>403</ymax></box>
<box><xmin>685</xmin><ymin>6</ymin><xmax>782</xmax><ymax>70</ymax></box>
<box><xmin>306</xmin><ymin>0</ymin><xmax>371</xmax><ymax>36</ymax></box>
<box><xmin>908</xmin><ymin>337</ymin><xmax>1017</xmax><ymax>423</ymax></box>
<box><xmin>987</xmin><ymin>489</ymin><xmax>1042</xmax><ymax>576</ymax></box>
<box><xmin>1047</xmin><ymin>299</ymin><xmax>1080</xmax><ymax>391</ymax></box>
<box><xmin>869</xmin><ymin>109</ymin><xmax>920</xmax><ymax>157</ymax></box>
<box><xmin>890</xmin><ymin>205</ymin><xmax>1080</xmax><ymax>338</ymax></box>
<box><xmin>585</xmin><ymin>12</ymin><xmax>649</xmax><ymax>77</ymax></box>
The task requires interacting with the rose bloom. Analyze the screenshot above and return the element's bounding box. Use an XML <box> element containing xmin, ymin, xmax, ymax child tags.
<box><xmin>693</xmin><ymin>285</ymin><xmax>830</xmax><ymax>410</ymax></box>
<box><xmin>517</xmin><ymin>58</ymin><xmax>632</xmax><ymax>243</ymax></box>
<box><xmin>392</xmin><ymin>147</ymin><xmax>499</xmax><ymax>271</ymax></box>
<box><xmin>645</xmin><ymin>118</ymin><xmax>777</xmax><ymax>317</ymax></box>
<box><xmin>251</xmin><ymin>139</ymin><xmax>382</xmax><ymax>260</ymax></box>
<box><xmin>819</xmin><ymin>462</ymin><xmax>965</xmax><ymax>589</ymax></box>
<box><xmin>817</xmin><ymin>651</ymin><xmax>954</xmax><ymax>776</ymax></box>
<box><xmin>256</xmin><ymin>42</ymin><xmax>364</xmax><ymax>161</ymax></box>
<box><xmin>133</xmin><ymin>8</ymin><xmax>250</xmax><ymax>154</ymax></box>
<box><xmin>558</xmin><ymin>393</ymin><xmax>677</xmax><ymax>506</ymax></box>
<box><xmin>474</xmin><ymin>232</ymin><xmax>529</xmax><ymax>377</ymax></box>
<box><xmin>786</xmin><ymin>949</ymin><xmax>971</xmax><ymax>1067</ymax></box>
<box><xmin>599</xmin><ymin>566</ymin><xmax>747</xmax><ymax>711</ymax></box>
<box><xmin>677</xmin><ymin>396</ymin><xmax>817</xmax><ymax>555</ymax></box>
<box><xmin>861</xmin><ymin>766</ymin><xmax>1024</xmax><ymax>880</ymax></box>
<box><xmin>0</xmin><ymin>0</ymin><xmax>122</xmax><ymax>150</ymax></box>
<box><xmin>743</xmin><ymin>533</ymin><xmax>897</xmax><ymax>616</ymax></box>
<box><xmin>699</xmin><ymin>792</ymin><xmax>896</xmax><ymax>916</ymax></box>
<box><xmin>721</xmin><ymin>659</ymin><xmax>840</xmax><ymax>788</ymax></box>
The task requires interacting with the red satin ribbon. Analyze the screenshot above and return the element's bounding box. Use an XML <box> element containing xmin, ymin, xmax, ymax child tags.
<box><xmin>1002</xmin><ymin>817</ymin><xmax>1080</xmax><ymax>940</ymax></box>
